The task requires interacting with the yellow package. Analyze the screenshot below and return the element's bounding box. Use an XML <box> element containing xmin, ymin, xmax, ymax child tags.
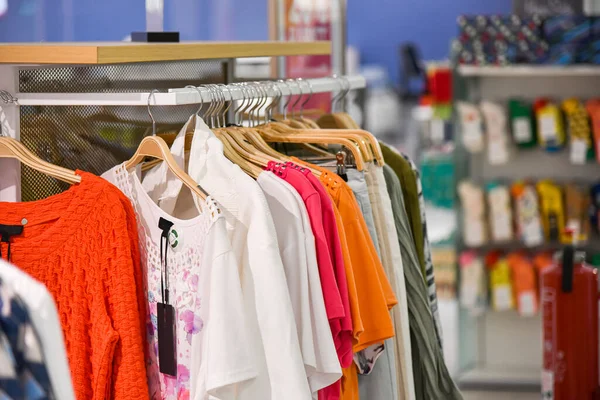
<box><xmin>536</xmin><ymin>103</ymin><xmax>565</xmax><ymax>151</ymax></box>
<box><xmin>562</xmin><ymin>98</ymin><xmax>592</xmax><ymax>164</ymax></box>
<box><xmin>536</xmin><ymin>180</ymin><xmax>565</xmax><ymax>242</ymax></box>
<box><xmin>489</xmin><ymin>257</ymin><xmax>514</xmax><ymax>311</ymax></box>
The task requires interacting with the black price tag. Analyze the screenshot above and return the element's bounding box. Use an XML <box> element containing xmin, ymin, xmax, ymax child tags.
<box><xmin>157</xmin><ymin>302</ymin><xmax>177</xmax><ymax>376</ymax></box>
<box><xmin>0</xmin><ymin>224</ymin><xmax>23</xmax><ymax>242</ymax></box>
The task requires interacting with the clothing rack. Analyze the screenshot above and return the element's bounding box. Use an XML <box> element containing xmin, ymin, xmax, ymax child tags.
<box><xmin>1</xmin><ymin>75</ymin><xmax>366</xmax><ymax>106</ymax></box>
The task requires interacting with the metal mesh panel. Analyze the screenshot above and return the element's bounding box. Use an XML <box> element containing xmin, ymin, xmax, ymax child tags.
<box><xmin>19</xmin><ymin>60</ymin><xmax>225</xmax><ymax>93</ymax></box>
<box><xmin>19</xmin><ymin>60</ymin><xmax>226</xmax><ymax>201</ymax></box>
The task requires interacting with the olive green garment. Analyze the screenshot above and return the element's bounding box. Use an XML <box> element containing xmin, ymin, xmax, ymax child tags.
<box><xmin>380</xmin><ymin>142</ymin><xmax>426</xmax><ymax>279</ymax></box>
<box><xmin>382</xmin><ymin>165</ymin><xmax>463</xmax><ymax>400</ymax></box>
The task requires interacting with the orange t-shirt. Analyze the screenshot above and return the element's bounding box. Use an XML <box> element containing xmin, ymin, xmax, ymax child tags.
<box><xmin>293</xmin><ymin>159</ymin><xmax>397</xmax><ymax>348</ymax></box>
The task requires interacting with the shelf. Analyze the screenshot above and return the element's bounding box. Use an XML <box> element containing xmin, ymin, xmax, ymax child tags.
<box><xmin>458</xmin><ymin>64</ymin><xmax>600</xmax><ymax>77</ymax></box>
<box><xmin>458</xmin><ymin>365</ymin><xmax>540</xmax><ymax>390</ymax></box>
<box><xmin>0</xmin><ymin>41</ymin><xmax>331</xmax><ymax>65</ymax></box>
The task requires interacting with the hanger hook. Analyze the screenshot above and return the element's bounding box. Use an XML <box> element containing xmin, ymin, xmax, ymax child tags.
<box><xmin>288</xmin><ymin>78</ymin><xmax>304</xmax><ymax>119</ymax></box>
<box><xmin>185</xmin><ymin>85</ymin><xmax>204</xmax><ymax>117</ymax></box>
<box><xmin>218</xmin><ymin>84</ymin><xmax>233</xmax><ymax>126</ymax></box>
<box><xmin>216</xmin><ymin>85</ymin><xmax>226</xmax><ymax>128</ymax></box>
<box><xmin>341</xmin><ymin>76</ymin><xmax>351</xmax><ymax>111</ymax></box>
<box><xmin>279</xmin><ymin>79</ymin><xmax>293</xmax><ymax>120</ymax></box>
<box><xmin>256</xmin><ymin>81</ymin><xmax>269</xmax><ymax>125</ymax></box>
<box><xmin>147</xmin><ymin>89</ymin><xmax>159</xmax><ymax>136</ymax></box>
<box><xmin>298</xmin><ymin>78</ymin><xmax>313</xmax><ymax>117</ymax></box>
<box><xmin>265</xmin><ymin>81</ymin><xmax>282</xmax><ymax>122</ymax></box>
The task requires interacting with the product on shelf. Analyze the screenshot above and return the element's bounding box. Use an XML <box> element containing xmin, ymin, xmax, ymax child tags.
<box><xmin>486</xmin><ymin>182</ymin><xmax>513</xmax><ymax>242</ymax></box>
<box><xmin>537</xmin><ymin>180</ymin><xmax>565</xmax><ymax>242</ymax></box>
<box><xmin>481</xmin><ymin>101</ymin><xmax>510</xmax><ymax>164</ymax></box>
<box><xmin>488</xmin><ymin>253</ymin><xmax>515</xmax><ymax>311</ymax></box>
<box><xmin>459</xmin><ymin>251</ymin><xmax>487</xmax><ymax>315</ymax></box>
<box><xmin>458</xmin><ymin>180</ymin><xmax>487</xmax><ymax>247</ymax></box>
<box><xmin>562</xmin><ymin>98</ymin><xmax>593</xmax><ymax>164</ymax></box>
<box><xmin>586</xmin><ymin>99</ymin><xmax>600</xmax><ymax>162</ymax></box>
<box><xmin>511</xmin><ymin>181</ymin><xmax>544</xmax><ymax>247</ymax></box>
<box><xmin>456</xmin><ymin>15</ymin><xmax>547</xmax><ymax>65</ymax></box>
<box><xmin>563</xmin><ymin>184</ymin><xmax>591</xmax><ymax>243</ymax></box>
<box><xmin>457</xmin><ymin>102</ymin><xmax>484</xmax><ymax>153</ymax></box>
<box><xmin>543</xmin><ymin>15</ymin><xmax>592</xmax><ymax>64</ymax></box>
<box><xmin>507</xmin><ymin>252</ymin><xmax>538</xmax><ymax>317</ymax></box>
<box><xmin>508</xmin><ymin>99</ymin><xmax>537</xmax><ymax>148</ymax></box>
<box><xmin>534</xmin><ymin>99</ymin><xmax>566</xmax><ymax>151</ymax></box>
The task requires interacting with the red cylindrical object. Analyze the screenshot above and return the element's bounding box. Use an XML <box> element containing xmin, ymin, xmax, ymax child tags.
<box><xmin>541</xmin><ymin>252</ymin><xmax>599</xmax><ymax>399</ymax></box>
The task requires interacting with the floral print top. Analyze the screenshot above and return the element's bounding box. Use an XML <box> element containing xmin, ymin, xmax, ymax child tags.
<box><xmin>104</xmin><ymin>163</ymin><xmax>256</xmax><ymax>400</ymax></box>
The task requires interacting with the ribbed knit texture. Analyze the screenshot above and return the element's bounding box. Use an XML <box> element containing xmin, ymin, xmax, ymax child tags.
<box><xmin>0</xmin><ymin>171</ymin><xmax>149</xmax><ymax>400</ymax></box>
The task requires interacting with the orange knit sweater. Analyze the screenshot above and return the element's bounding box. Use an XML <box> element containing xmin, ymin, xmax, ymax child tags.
<box><xmin>0</xmin><ymin>171</ymin><xmax>149</xmax><ymax>400</ymax></box>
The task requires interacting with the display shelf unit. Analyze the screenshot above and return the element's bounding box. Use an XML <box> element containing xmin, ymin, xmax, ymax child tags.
<box><xmin>453</xmin><ymin>64</ymin><xmax>600</xmax><ymax>390</ymax></box>
<box><xmin>0</xmin><ymin>41</ymin><xmax>331</xmax><ymax>65</ymax></box>
<box><xmin>458</xmin><ymin>64</ymin><xmax>600</xmax><ymax>78</ymax></box>
<box><xmin>0</xmin><ymin>41</ymin><xmax>332</xmax><ymax>202</ymax></box>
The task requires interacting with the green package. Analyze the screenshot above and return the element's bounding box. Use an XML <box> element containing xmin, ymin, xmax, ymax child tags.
<box><xmin>509</xmin><ymin>99</ymin><xmax>537</xmax><ymax>148</ymax></box>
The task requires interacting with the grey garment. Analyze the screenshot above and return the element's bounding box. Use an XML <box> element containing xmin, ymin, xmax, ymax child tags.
<box><xmin>346</xmin><ymin>169</ymin><xmax>381</xmax><ymax>256</ymax></box>
<box><xmin>358</xmin><ymin>339</ymin><xmax>398</xmax><ymax>400</ymax></box>
<box><xmin>347</xmin><ymin>169</ymin><xmax>400</xmax><ymax>400</ymax></box>
<box><xmin>382</xmin><ymin>165</ymin><xmax>463</xmax><ymax>400</ymax></box>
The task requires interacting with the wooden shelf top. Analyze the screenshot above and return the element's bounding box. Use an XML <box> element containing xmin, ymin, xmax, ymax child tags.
<box><xmin>0</xmin><ymin>41</ymin><xmax>331</xmax><ymax>65</ymax></box>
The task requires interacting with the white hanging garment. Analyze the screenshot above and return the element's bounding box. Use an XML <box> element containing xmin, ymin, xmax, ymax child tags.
<box><xmin>0</xmin><ymin>258</ymin><xmax>75</xmax><ymax>400</ymax></box>
<box><xmin>141</xmin><ymin>116</ymin><xmax>311</xmax><ymax>399</ymax></box>
<box><xmin>257</xmin><ymin>171</ymin><xmax>342</xmax><ymax>396</ymax></box>
<box><xmin>103</xmin><ymin>119</ymin><xmax>258</xmax><ymax>400</ymax></box>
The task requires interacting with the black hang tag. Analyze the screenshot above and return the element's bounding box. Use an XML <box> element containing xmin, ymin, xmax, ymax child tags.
<box><xmin>158</xmin><ymin>217</ymin><xmax>174</xmax><ymax>237</ymax></box>
<box><xmin>157</xmin><ymin>302</ymin><xmax>177</xmax><ymax>377</ymax></box>
<box><xmin>0</xmin><ymin>225</ymin><xmax>23</xmax><ymax>243</ymax></box>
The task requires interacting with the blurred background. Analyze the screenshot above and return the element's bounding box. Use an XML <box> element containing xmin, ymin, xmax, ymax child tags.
<box><xmin>4</xmin><ymin>1</ymin><xmax>600</xmax><ymax>398</ymax></box>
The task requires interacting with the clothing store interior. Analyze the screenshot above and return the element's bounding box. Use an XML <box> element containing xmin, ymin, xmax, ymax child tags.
<box><xmin>1</xmin><ymin>0</ymin><xmax>600</xmax><ymax>399</ymax></box>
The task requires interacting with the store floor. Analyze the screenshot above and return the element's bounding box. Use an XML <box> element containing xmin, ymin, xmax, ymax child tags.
<box><xmin>462</xmin><ymin>391</ymin><xmax>538</xmax><ymax>399</ymax></box>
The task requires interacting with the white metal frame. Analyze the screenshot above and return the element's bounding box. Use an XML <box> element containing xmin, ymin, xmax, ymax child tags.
<box><xmin>7</xmin><ymin>75</ymin><xmax>366</xmax><ymax>107</ymax></box>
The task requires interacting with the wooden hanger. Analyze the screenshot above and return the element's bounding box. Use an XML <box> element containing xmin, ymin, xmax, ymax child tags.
<box><xmin>129</xmin><ymin>92</ymin><xmax>208</xmax><ymax>201</ymax></box>
<box><xmin>125</xmin><ymin>135</ymin><xmax>208</xmax><ymax>200</ymax></box>
<box><xmin>259</xmin><ymin>127</ymin><xmax>365</xmax><ymax>171</ymax></box>
<box><xmin>0</xmin><ymin>136</ymin><xmax>81</xmax><ymax>184</ymax></box>
<box><xmin>263</xmin><ymin>120</ymin><xmax>373</xmax><ymax>163</ymax></box>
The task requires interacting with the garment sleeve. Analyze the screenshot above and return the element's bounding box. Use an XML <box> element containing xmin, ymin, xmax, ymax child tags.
<box><xmin>102</xmin><ymin>199</ymin><xmax>150</xmax><ymax>400</ymax></box>
<box><xmin>198</xmin><ymin>222</ymin><xmax>258</xmax><ymax>400</ymax></box>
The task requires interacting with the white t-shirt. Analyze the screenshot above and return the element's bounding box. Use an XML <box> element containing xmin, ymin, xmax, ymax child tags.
<box><xmin>257</xmin><ymin>171</ymin><xmax>341</xmax><ymax>395</ymax></box>
<box><xmin>102</xmin><ymin>163</ymin><xmax>257</xmax><ymax>400</ymax></box>
<box><xmin>142</xmin><ymin>116</ymin><xmax>311</xmax><ymax>400</ymax></box>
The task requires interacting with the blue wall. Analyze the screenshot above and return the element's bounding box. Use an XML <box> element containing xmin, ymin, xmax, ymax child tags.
<box><xmin>0</xmin><ymin>0</ymin><xmax>511</xmax><ymax>83</ymax></box>
<box><xmin>0</xmin><ymin>0</ymin><xmax>267</xmax><ymax>42</ymax></box>
<box><xmin>347</xmin><ymin>0</ymin><xmax>513</xmax><ymax>83</ymax></box>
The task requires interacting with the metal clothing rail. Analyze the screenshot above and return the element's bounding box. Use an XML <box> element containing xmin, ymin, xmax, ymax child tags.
<box><xmin>5</xmin><ymin>75</ymin><xmax>366</xmax><ymax>107</ymax></box>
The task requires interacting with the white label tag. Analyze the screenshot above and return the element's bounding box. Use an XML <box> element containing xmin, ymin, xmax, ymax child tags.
<box><xmin>571</xmin><ymin>139</ymin><xmax>587</xmax><ymax>165</ymax></box>
<box><xmin>465</xmin><ymin>221</ymin><xmax>486</xmax><ymax>247</ymax></box>
<box><xmin>488</xmin><ymin>139</ymin><xmax>509</xmax><ymax>165</ymax></box>
<box><xmin>523</xmin><ymin>220</ymin><xmax>544</xmax><ymax>247</ymax></box>
<box><xmin>540</xmin><ymin>115</ymin><xmax>557</xmax><ymax>142</ymax></box>
<box><xmin>542</xmin><ymin>370</ymin><xmax>554</xmax><ymax>399</ymax></box>
<box><xmin>513</xmin><ymin>117</ymin><xmax>532</xmax><ymax>143</ymax></box>
<box><xmin>519</xmin><ymin>291</ymin><xmax>537</xmax><ymax>317</ymax></box>
<box><xmin>494</xmin><ymin>285</ymin><xmax>513</xmax><ymax>311</ymax></box>
<box><xmin>492</xmin><ymin>213</ymin><xmax>512</xmax><ymax>242</ymax></box>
